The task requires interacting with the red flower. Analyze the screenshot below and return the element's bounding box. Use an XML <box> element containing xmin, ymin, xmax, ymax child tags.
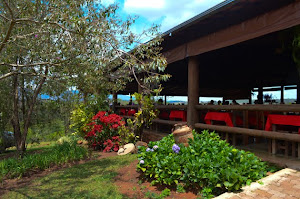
<box><xmin>92</xmin><ymin>111</ymin><xmax>106</xmax><ymax>120</ymax></box>
<box><xmin>93</xmin><ymin>124</ymin><xmax>103</xmax><ymax>132</ymax></box>
<box><xmin>111</xmin><ymin>124</ymin><xmax>119</xmax><ymax>129</ymax></box>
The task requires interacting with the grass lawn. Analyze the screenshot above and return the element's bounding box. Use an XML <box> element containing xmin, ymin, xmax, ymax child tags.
<box><xmin>0</xmin><ymin>142</ymin><xmax>54</xmax><ymax>159</ymax></box>
<box><xmin>1</xmin><ymin>154</ymin><xmax>137</xmax><ymax>199</ymax></box>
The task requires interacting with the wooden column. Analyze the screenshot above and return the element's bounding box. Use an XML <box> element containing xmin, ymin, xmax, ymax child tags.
<box><xmin>164</xmin><ymin>96</ymin><xmax>167</xmax><ymax>105</ymax></box>
<box><xmin>187</xmin><ymin>56</ymin><xmax>199</xmax><ymax>128</ymax></box>
<box><xmin>249</xmin><ymin>94</ymin><xmax>252</xmax><ymax>104</ymax></box>
<box><xmin>297</xmin><ymin>82</ymin><xmax>300</xmax><ymax>104</ymax></box>
<box><xmin>112</xmin><ymin>93</ymin><xmax>117</xmax><ymax>112</ymax></box>
<box><xmin>280</xmin><ymin>85</ymin><xmax>284</xmax><ymax>104</ymax></box>
<box><xmin>258</xmin><ymin>87</ymin><xmax>263</xmax><ymax>104</ymax></box>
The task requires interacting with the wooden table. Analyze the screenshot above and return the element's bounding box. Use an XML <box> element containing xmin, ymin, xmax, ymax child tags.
<box><xmin>169</xmin><ymin>110</ymin><xmax>187</xmax><ymax>121</ymax></box>
<box><xmin>265</xmin><ymin>114</ymin><xmax>300</xmax><ymax>156</ymax></box>
<box><xmin>204</xmin><ymin>112</ymin><xmax>234</xmax><ymax>126</ymax></box>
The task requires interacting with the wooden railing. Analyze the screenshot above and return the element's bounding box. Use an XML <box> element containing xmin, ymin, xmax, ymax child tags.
<box><xmin>117</xmin><ymin>104</ymin><xmax>300</xmax><ymax>158</ymax></box>
<box><xmin>195</xmin><ymin>104</ymin><xmax>300</xmax><ymax>112</ymax></box>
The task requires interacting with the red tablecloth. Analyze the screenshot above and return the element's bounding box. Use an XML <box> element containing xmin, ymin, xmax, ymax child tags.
<box><xmin>265</xmin><ymin>114</ymin><xmax>300</xmax><ymax>133</ymax></box>
<box><xmin>127</xmin><ymin>109</ymin><xmax>136</xmax><ymax>116</ymax></box>
<box><xmin>204</xmin><ymin>112</ymin><xmax>234</xmax><ymax>127</ymax></box>
<box><xmin>158</xmin><ymin>111</ymin><xmax>169</xmax><ymax>120</ymax></box>
<box><xmin>119</xmin><ymin>108</ymin><xmax>126</xmax><ymax>115</ymax></box>
<box><xmin>169</xmin><ymin>110</ymin><xmax>187</xmax><ymax>121</ymax></box>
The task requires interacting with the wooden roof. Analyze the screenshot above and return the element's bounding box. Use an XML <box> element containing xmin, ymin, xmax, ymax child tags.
<box><xmin>119</xmin><ymin>0</ymin><xmax>300</xmax><ymax>99</ymax></box>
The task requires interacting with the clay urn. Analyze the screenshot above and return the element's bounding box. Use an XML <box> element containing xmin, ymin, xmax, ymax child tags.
<box><xmin>172</xmin><ymin>124</ymin><xmax>193</xmax><ymax>146</ymax></box>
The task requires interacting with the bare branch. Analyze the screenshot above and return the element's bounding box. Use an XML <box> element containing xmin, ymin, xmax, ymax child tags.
<box><xmin>0</xmin><ymin>71</ymin><xmax>15</xmax><ymax>80</ymax></box>
<box><xmin>0</xmin><ymin>20</ymin><xmax>15</xmax><ymax>53</ymax></box>
<box><xmin>0</xmin><ymin>61</ymin><xmax>62</xmax><ymax>68</ymax></box>
<box><xmin>0</xmin><ymin>14</ymin><xmax>10</xmax><ymax>21</ymax></box>
<box><xmin>2</xmin><ymin>0</ymin><xmax>14</xmax><ymax>19</ymax></box>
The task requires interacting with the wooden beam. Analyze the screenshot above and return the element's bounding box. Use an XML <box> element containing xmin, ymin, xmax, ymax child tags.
<box><xmin>187</xmin><ymin>56</ymin><xmax>199</xmax><ymax>128</ymax></box>
<box><xmin>194</xmin><ymin>123</ymin><xmax>300</xmax><ymax>142</ymax></box>
<box><xmin>164</xmin><ymin>1</ymin><xmax>300</xmax><ymax>64</ymax></box>
<box><xmin>195</xmin><ymin>104</ymin><xmax>300</xmax><ymax>112</ymax></box>
<box><xmin>122</xmin><ymin>115</ymin><xmax>187</xmax><ymax>126</ymax></box>
<box><xmin>285</xmin><ymin>86</ymin><xmax>297</xmax><ymax>90</ymax></box>
<box><xmin>116</xmin><ymin>105</ymin><xmax>187</xmax><ymax>110</ymax></box>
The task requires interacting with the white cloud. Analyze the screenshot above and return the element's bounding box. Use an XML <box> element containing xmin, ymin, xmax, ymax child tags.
<box><xmin>99</xmin><ymin>0</ymin><xmax>116</xmax><ymax>6</ymax></box>
<box><xmin>124</xmin><ymin>0</ymin><xmax>224</xmax><ymax>32</ymax></box>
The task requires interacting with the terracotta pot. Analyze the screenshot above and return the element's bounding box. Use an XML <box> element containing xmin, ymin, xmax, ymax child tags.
<box><xmin>172</xmin><ymin>125</ymin><xmax>193</xmax><ymax>146</ymax></box>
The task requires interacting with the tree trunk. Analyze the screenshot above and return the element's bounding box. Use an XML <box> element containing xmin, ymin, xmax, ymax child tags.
<box><xmin>10</xmin><ymin>67</ymin><xmax>48</xmax><ymax>157</ymax></box>
<box><xmin>11</xmin><ymin>73</ymin><xmax>24</xmax><ymax>156</ymax></box>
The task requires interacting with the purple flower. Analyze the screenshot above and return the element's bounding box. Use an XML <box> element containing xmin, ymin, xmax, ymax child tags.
<box><xmin>139</xmin><ymin>160</ymin><xmax>144</xmax><ymax>164</ymax></box>
<box><xmin>150</xmin><ymin>149</ymin><xmax>154</xmax><ymax>152</ymax></box>
<box><xmin>172</xmin><ymin>144</ymin><xmax>180</xmax><ymax>154</ymax></box>
<box><xmin>35</xmin><ymin>34</ymin><xmax>38</xmax><ymax>38</ymax></box>
<box><xmin>153</xmin><ymin>145</ymin><xmax>158</xmax><ymax>150</ymax></box>
<box><xmin>146</xmin><ymin>148</ymin><xmax>151</xmax><ymax>152</ymax></box>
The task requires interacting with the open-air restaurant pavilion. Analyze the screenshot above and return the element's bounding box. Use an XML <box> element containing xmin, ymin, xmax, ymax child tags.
<box><xmin>114</xmin><ymin>0</ymin><xmax>300</xmax><ymax>161</ymax></box>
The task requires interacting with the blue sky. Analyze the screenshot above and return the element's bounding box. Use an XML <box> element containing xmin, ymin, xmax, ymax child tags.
<box><xmin>102</xmin><ymin>0</ymin><xmax>297</xmax><ymax>101</ymax></box>
<box><xmin>102</xmin><ymin>0</ymin><xmax>225</xmax><ymax>33</ymax></box>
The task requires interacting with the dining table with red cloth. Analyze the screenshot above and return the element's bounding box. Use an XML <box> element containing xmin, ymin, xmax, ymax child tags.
<box><xmin>204</xmin><ymin>112</ymin><xmax>234</xmax><ymax>127</ymax></box>
<box><xmin>119</xmin><ymin>108</ymin><xmax>127</xmax><ymax>115</ymax></box>
<box><xmin>265</xmin><ymin>114</ymin><xmax>300</xmax><ymax>133</ymax></box>
<box><xmin>169</xmin><ymin>110</ymin><xmax>187</xmax><ymax>121</ymax></box>
<box><xmin>127</xmin><ymin>109</ymin><xmax>136</xmax><ymax>116</ymax></box>
<box><xmin>158</xmin><ymin>111</ymin><xmax>169</xmax><ymax>120</ymax></box>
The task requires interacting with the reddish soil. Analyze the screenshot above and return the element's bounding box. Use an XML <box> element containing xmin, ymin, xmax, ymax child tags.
<box><xmin>114</xmin><ymin>160</ymin><xmax>199</xmax><ymax>199</ymax></box>
<box><xmin>0</xmin><ymin>151</ymin><xmax>118</xmax><ymax>196</ymax></box>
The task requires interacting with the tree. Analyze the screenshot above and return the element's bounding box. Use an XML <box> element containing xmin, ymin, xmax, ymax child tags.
<box><xmin>0</xmin><ymin>0</ymin><xmax>169</xmax><ymax>155</ymax></box>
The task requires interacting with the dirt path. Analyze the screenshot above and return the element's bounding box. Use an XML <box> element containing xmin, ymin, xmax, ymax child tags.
<box><xmin>114</xmin><ymin>160</ymin><xmax>199</xmax><ymax>199</ymax></box>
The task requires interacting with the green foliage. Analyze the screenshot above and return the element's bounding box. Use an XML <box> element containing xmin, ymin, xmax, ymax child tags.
<box><xmin>57</xmin><ymin>134</ymin><xmax>80</xmax><ymax>145</ymax></box>
<box><xmin>0</xmin><ymin>0</ymin><xmax>168</xmax><ymax>154</ymax></box>
<box><xmin>145</xmin><ymin>188</ymin><xmax>171</xmax><ymax>199</ymax></box>
<box><xmin>27</xmin><ymin>119</ymin><xmax>66</xmax><ymax>144</ymax></box>
<box><xmin>0</xmin><ymin>142</ymin><xmax>88</xmax><ymax>180</ymax></box>
<box><xmin>137</xmin><ymin>130</ymin><xmax>269</xmax><ymax>198</ymax></box>
<box><xmin>118</xmin><ymin>123</ymin><xmax>138</xmax><ymax>146</ymax></box>
<box><xmin>70</xmin><ymin>104</ymin><xmax>94</xmax><ymax>137</ymax></box>
<box><xmin>130</xmin><ymin>93</ymin><xmax>158</xmax><ymax>139</ymax></box>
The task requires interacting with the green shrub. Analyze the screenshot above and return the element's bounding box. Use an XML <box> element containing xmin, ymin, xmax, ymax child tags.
<box><xmin>137</xmin><ymin>130</ymin><xmax>268</xmax><ymax>198</ymax></box>
<box><xmin>57</xmin><ymin>134</ymin><xmax>80</xmax><ymax>145</ymax></box>
<box><xmin>0</xmin><ymin>142</ymin><xmax>88</xmax><ymax>180</ymax></box>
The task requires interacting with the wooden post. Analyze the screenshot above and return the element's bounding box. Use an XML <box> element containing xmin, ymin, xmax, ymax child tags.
<box><xmin>280</xmin><ymin>85</ymin><xmax>284</xmax><ymax>104</ymax></box>
<box><xmin>298</xmin><ymin>143</ymin><xmax>300</xmax><ymax>159</ymax></box>
<box><xmin>258</xmin><ymin>87</ymin><xmax>263</xmax><ymax>104</ymax></box>
<box><xmin>271</xmin><ymin>125</ymin><xmax>277</xmax><ymax>155</ymax></box>
<box><xmin>187</xmin><ymin>56</ymin><xmax>199</xmax><ymax>128</ymax></box>
<box><xmin>243</xmin><ymin>110</ymin><xmax>249</xmax><ymax>145</ymax></box>
<box><xmin>112</xmin><ymin>93</ymin><xmax>117</xmax><ymax>112</ymax></box>
<box><xmin>297</xmin><ymin>82</ymin><xmax>300</xmax><ymax>104</ymax></box>
<box><xmin>164</xmin><ymin>96</ymin><xmax>167</xmax><ymax>105</ymax></box>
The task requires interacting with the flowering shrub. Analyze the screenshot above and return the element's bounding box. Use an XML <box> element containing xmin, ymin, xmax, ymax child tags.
<box><xmin>103</xmin><ymin>136</ymin><xmax>120</xmax><ymax>152</ymax></box>
<box><xmin>85</xmin><ymin>111</ymin><xmax>125</xmax><ymax>150</ymax></box>
<box><xmin>137</xmin><ymin>130</ymin><xmax>271</xmax><ymax>198</ymax></box>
